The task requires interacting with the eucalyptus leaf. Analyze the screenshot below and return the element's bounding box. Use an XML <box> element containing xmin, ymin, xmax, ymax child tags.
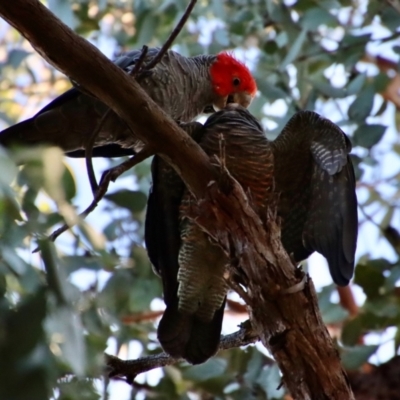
<box><xmin>300</xmin><ymin>7</ymin><xmax>336</xmax><ymax>30</ymax></box>
<box><xmin>105</xmin><ymin>189</ymin><xmax>147</xmax><ymax>213</ymax></box>
<box><xmin>353</xmin><ymin>124</ymin><xmax>386</xmax><ymax>149</ymax></box>
<box><xmin>6</xmin><ymin>49</ymin><xmax>31</xmax><ymax>69</ymax></box>
<box><xmin>348</xmin><ymin>85</ymin><xmax>375</xmax><ymax>122</ymax></box>
<box><xmin>182</xmin><ymin>358</ymin><xmax>227</xmax><ymax>381</ymax></box>
<box><xmin>280</xmin><ymin>29</ymin><xmax>307</xmax><ymax>70</ymax></box>
<box><xmin>341</xmin><ymin>345</ymin><xmax>378</xmax><ymax>370</ymax></box>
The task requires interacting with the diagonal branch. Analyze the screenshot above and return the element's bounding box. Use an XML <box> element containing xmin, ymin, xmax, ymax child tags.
<box><xmin>145</xmin><ymin>0</ymin><xmax>197</xmax><ymax>70</ymax></box>
<box><xmin>42</xmin><ymin>146</ymin><xmax>153</xmax><ymax>246</ymax></box>
<box><xmin>0</xmin><ymin>0</ymin><xmax>215</xmax><ymax>200</ymax></box>
<box><xmin>106</xmin><ymin>320</ymin><xmax>260</xmax><ymax>383</ymax></box>
<box><xmin>85</xmin><ymin>108</ymin><xmax>113</xmax><ymax>194</ymax></box>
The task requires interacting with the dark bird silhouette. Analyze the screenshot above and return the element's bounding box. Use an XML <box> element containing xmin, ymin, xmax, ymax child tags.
<box><xmin>0</xmin><ymin>49</ymin><xmax>256</xmax><ymax>157</ymax></box>
<box><xmin>145</xmin><ymin>105</ymin><xmax>358</xmax><ymax>364</ymax></box>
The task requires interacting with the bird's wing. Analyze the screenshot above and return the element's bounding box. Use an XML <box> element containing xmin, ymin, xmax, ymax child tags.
<box><xmin>145</xmin><ymin>121</ymin><xmax>203</xmax><ymax>303</ymax></box>
<box><xmin>0</xmin><ymin>49</ymin><xmax>150</xmax><ymax>153</ymax></box>
<box><xmin>145</xmin><ymin>121</ymin><xmax>229</xmax><ymax>364</ymax></box>
<box><xmin>272</xmin><ymin>111</ymin><xmax>358</xmax><ymax>286</ymax></box>
<box><xmin>144</xmin><ymin>154</ymin><xmax>184</xmax><ymax>304</ymax></box>
<box><xmin>65</xmin><ymin>145</ymin><xmax>135</xmax><ymax>158</ymax></box>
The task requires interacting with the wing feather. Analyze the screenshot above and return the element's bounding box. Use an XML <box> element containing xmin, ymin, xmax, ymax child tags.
<box><xmin>272</xmin><ymin>111</ymin><xmax>358</xmax><ymax>286</ymax></box>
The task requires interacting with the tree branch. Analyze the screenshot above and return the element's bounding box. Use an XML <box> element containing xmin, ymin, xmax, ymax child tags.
<box><xmin>0</xmin><ymin>0</ymin><xmax>214</xmax><ymax>200</ymax></box>
<box><xmin>41</xmin><ymin>146</ymin><xmax>153</xmax><ymax>246</ymax></box>
<box><xmin>145</xmin><ymin>0</ymin><xmax>197</xmax><ymax>70</ymax></box>
<box><xmin>106</xmin><ymin>320</ymin><xmax>260</xmax><ymax>383</ymax></box>
<box><xmin>0</xmin><ymin>2</ymin><xmax>354</xmax><ymax>398</ymax></box>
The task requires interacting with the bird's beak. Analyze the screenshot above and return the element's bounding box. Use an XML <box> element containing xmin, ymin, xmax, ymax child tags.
<box><xmin>212</xmin><ymin>95</ymin><xmax>229</xmax><ymax>111</ymax></box>
<box><xmin>230</xmin><ymin>92</ymin><xmax>253</xmax><ymax>108</ymax></box>
<box><xmin>211</xmin><ymin>92</ymin><xmax>254</xmax><ymax>112</ymax></box>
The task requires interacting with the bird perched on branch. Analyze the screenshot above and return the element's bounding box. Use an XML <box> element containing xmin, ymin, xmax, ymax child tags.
<box><xmin>0</xmin><ymin>48</ymin><xmax>256</xmax><ymax>157</ymax></box>
<box><xmin>145</xmin><ymin>105</ymin><xmax>357</xmax><ymax>364</ymax></box>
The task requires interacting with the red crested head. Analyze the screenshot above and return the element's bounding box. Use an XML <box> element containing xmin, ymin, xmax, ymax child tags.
<box><xmin>210</xmin><ymin>53</ymin><xmax>257</xmax><ymax>108</ymax></box>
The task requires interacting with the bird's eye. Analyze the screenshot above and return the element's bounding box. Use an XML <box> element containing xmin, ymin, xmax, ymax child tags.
<box><xmin>232</xmin><ymin>77</ymin><xmax>241</xmax><ymax>86</ymax></box>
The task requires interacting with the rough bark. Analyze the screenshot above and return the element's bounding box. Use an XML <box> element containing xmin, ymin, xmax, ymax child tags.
<box><xmin>0</xmin><ymin>2</ymin><xmax>354</xmax><ymax>398</ymax></box>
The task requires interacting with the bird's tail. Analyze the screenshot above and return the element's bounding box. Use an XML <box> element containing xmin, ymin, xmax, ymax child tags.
<box><xmin>157</xmin><ymin>296</ymin><xmax>225</xmax><ymax>364</ymax></box>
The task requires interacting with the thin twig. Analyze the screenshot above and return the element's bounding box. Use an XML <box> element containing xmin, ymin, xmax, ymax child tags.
<box><xmin>386</xmin><ymin>0</ymin><xmax>400</xmax><ymax>15</ymax></box>
<box><xmin>85</xmin><ymin>45</ymin><xmax>149</xmax><ymax>195</ymax></box>
<box><xmin>145</xmin><ymin>0</ymin><xmax>198</xmax><ymax>70</ymax></box>
<box><xmin>84</xmin><ymin>0</ymin><xmax>197</xmax><ymax>195</ymax></box>
<box><xmin>83</xmin><ymin>0</ymin><xmax>197</xmax><ymax>193</ymax></box>
<box><xmin>34</xmin><ymin>147</ymin><xmax>153</xmax><ymax>249</ymax></box>
<box><xmin>85</xmin><ymin>108</ymin><xmax>112</xmax><ymax>194</ymax></box>
<box><xmin>130</xmin><ymin>45</ymin><xmax>149</xmax><ymax>76</ymax></box>
<box><xmin>46</xmin><ymin>0</ymin><xmax>198</xmax><ymax>244</ymax></box>
<box><xmin>105</xmin><ymin>320</ymin><xmax>259</xmax><ymax>383</ymax></box>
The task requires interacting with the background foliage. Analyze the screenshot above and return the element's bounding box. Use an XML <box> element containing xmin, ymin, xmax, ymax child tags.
<box><xmin>0</xmin><ymin>0</ymin><xmax>400</xmax><ymax>399</ymax></box>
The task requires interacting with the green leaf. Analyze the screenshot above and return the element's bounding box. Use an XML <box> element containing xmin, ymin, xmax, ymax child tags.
<box><xmin>6</xmin><ymin>49</ymin><xmax>31</xmax><ymax>69</ymax></box>
<box><xmin>0</xmin><ymin>287</ymin><xmax>50</xmax><ymax>400</ymax></box>
<box><xmin>1</xmin><ymin>288</ymin><xmax>47</xmax><ymax>358</ymax></box>
<box><xmin>341</xmin><ymin>33</ymin><xmax>371</xmax><ymax>49</ymax></box>
<box><xmin>47</xmin><ymin>306</ymin><xmax>87</xmax><ymax>376</ymax></box>
<box><xmin>347</xmin><ymin>73</ymin><xmax>367</xmax><ymax>96</ymax></box>
<box><xmin>211</xmin><ymin>0</ymin><xmax>226</xmax><ymax>19</ymax></box>
<box><xmin>358</xmin><ymin>311</ymin><xmax>398</xmax><ymax>331</ymax></box>
<box><xmin>342</xmin><ymin>317</ymin><xmax>364</xmax><ymax>346</ymax></box>
<box><xmin>40</xmin><ymin>240</ymin><xmax>67</xmax><ymax>305</ymax></box>
<box><xmin>280</xmin><ymin>29</ymin><xmax>307</xmax><ymax>69</ymax></box>
<box><xmin>62</xmin><ymin>163</ymin><xmax>77</xmax><ymax>202</ymax></box>
<box><xmin>214</xmin><ymin>29</ymin><xmax>230</xmax><ymax>46</ymax></box>
<box><xmin>1</xmin><ymin>246</ymin><xmax>28</xmax><ymax>275</ymax></box>
<box><xmin>99</xmin><ymin>269</ymin><xmax>135</xmax><ymax>314</ymax></box>
<box><xmin>256</xmin><ymin>80</ymin><xmax>288</xmax><ymax>101</ymax></box>
<box><xmin>47</xmin><ymin>0</ymin><xmax>78</xmax><ymax>29</ymax></box>
<box><xmin>182</xmin><ymin>358</ymin><xmax>227</xmax><ymax>381</ymax></box>
<box><xmin>352</xmin><ymin>124</ymin><xmax>386</xmax><ymax>149</ymax></box>
<box><xmin>61</xmin><ymin>255</ymin><xmax>105</xmax><ymax>275</ymax></box>
<box><xmin>364</xmin><ymin>297</ymin><xmax>400</xmax><ymax>319</ymax></box>
<box><xmin>262</xmin><ymin>40</ymin><xmax>279</xmax><ymax>55</ymax></box>
<box><xmin>257</xmin><ymin>364</ymin><xmax>285</xmax><ymax>399</ymax></box>
<box><xmin>321</xmin><ymin>303</ymin><xmax>348</xmax><ymax>325</ymax></box>
<box><xmin>348</xmin><ymin>85</ymin><xmax>375</xmax><ymax>122</ymax></box>
<box><xmin>354</xmin><ymin>261</ymin><xmax>385</xmax><ymax>298</ymax></box>
<box><xmin>103</xmin><ymin>220</ymin><xmax>120</xmax><ymax>241</ymax></box>
<box><xmin>381</xmin><ymin>7</ymin><xmax>400</xmax><ymax>31</ymax></box>
<box><xmin>384</xmin><ymin>266</ymin><xmax>400</xmax><ymax>291</ymax></box>
<box><xmin>129</xmin><ymin>278</ymin><xmax>160</xmax><ymax>312</ymax></box>
<box><xmin>136</xmin><ymin>12</ymin><xmax>159</xmax><ymax>45</ymax></box>
<box><xmin>311</xmin><ymin>80</ymin><xmax>347</xmax><ymax>98</ymax></box>
<box><xmin>341</xmin><ymin>345</ymin><xmax>378</xmax><ymax>370</ymax></box>
<box><xmin>317</xmin><ymin>284</ymin><xmax>336</xmax><ymax>309</ymax></box>
<box><xmin>373</xmin><ymin>72</ymin><xmax>391</xmax><ymax>93</ymax></box>
<box><xmin>58</xmin><ymin>377</ymin><xmax>100</xmax><ymax>400</ymax></box>
<box><xmin>243</xmin><ymin>347</ymin><xmax>265</xmax><ymax>382</ymax></box>
<box><xmin>105</xmin><ymin>189</ymin><xmax>147</xmax><ymax>213</ymax></box>
<box><xmin>301</xmin><ymin>7</ymin><xmax>336</xmax><ymax>30</ymax></box>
